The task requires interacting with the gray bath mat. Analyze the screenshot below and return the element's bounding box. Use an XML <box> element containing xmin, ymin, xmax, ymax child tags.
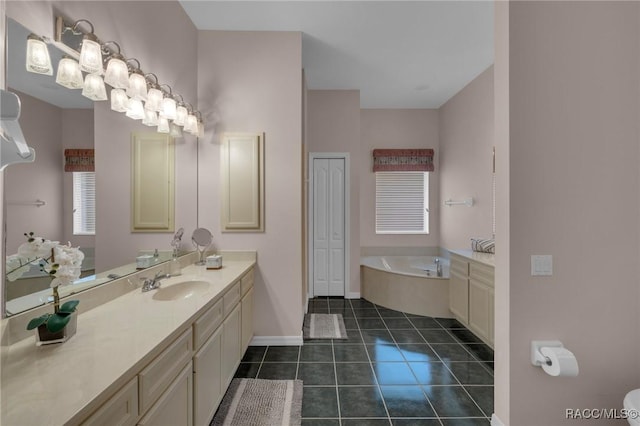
<box><xmin>212</xmin><ymin>379</ymin><xmax>302</xmax><ymax>426</ymax></box>
<box><xmin>303</xmin><ymin>313</ymin><xmax>348</xmax><ymax>339</ymax></box>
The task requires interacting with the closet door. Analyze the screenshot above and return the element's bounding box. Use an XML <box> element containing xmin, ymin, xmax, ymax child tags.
<box><xmin>312</xmin><ymin>158</ymin><xmax>345</xmax><ymax>296</ymax></box>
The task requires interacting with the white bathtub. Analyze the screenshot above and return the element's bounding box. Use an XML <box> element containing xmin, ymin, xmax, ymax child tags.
<box><xmin>360</xmin><ymin>255</ymin><xmax>453</xmax><ymax>318</ymax></box>
<box><xmin>360</xmin><ymin>256</ymin><xmax>450</xmax><ymax>279</ymax></box>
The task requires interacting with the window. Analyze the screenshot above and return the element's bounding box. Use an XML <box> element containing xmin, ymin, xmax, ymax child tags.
<box><xmin>375</xmin><ymin>171</ymin><xmax>429</xmax><ymax>234</ymax></box>
<box><xmin>73</xmin><ymin>172</ymin><xmax>96</xmax><ymax>235</ymax></box>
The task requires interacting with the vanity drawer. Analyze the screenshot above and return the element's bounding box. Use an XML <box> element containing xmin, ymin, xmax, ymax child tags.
<box><xmin>193</xmin><ymin>298</ymin><xmax>224</xmax><ymax>350</ymax></box>
<box><xmin>470</xmin><ymin>262</ymin><xmax>494</xmax><ymax>287</ymax></box>
<box><xmin>139</xmin><ymin>328</ymin><xmax>192</xmax><ymax>413</ymax></box>
<box><xmin>223</xmin><ymin>281</ymin><xmax>241</xmax><ymax>317</ymax></box>
<box><xmin>450</xmin><ymin>255</ymin><xmax>469</xmax><ymax>276</ymax></box>
<box><xmin>81</xmin><ymin>377</ymin><xmax>138</xmax><ymax>426</ymax></box>
<box><xmin>241</xmin><ymin>268</ymin><xmax>254</xmax><ymax>296</ymax></box>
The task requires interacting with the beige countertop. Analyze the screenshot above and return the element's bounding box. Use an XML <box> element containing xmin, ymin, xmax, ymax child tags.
<box><xmin>448</xmin><ymin>249</ymin><xmax>495</xmax><ymax>267</ymax></box>
<box><xmin>0</xmin><ymin>258</ymin><xmax>255</xmax><ymax>426</ymax></box>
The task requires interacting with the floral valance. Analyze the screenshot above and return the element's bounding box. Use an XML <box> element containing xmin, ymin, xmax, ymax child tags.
<box><xmin>372</xmin><ymin>149</ymin><xmax>434</xmax><ymax>172</ymax></box>
<box><xmin>64</xmin><ymin>149</ymin><xmax>94</xmax><ymax>172</ymax></box>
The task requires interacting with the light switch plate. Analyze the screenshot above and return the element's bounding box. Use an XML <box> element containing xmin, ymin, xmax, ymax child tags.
<box><xmin>531</xmin><ymin>255</ymin><xmax>553</xmax><ymax>276</ymax></box>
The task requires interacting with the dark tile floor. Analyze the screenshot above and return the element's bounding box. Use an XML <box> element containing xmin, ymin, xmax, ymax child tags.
<box><xmin>233</xmin><ymin>297</ymin><xmax>494</xmax><ymax>426</ymax></box>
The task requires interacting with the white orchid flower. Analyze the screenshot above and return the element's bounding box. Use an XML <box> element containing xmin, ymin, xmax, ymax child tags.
<box><xmin>17</xmin><ymin>237</ymin><xmax>59</xmax><ymax>259</ymax></box>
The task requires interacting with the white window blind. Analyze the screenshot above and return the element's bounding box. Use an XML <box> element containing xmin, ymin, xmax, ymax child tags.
<box><xmin>73</xmin><ymin>172</ymin><xmax>96</xmax><ymax>235</ymax></box>
<box><xmin>375</xmin><ymin>171</ymin><xmax>429</xmax><ymax>234</ymax></box>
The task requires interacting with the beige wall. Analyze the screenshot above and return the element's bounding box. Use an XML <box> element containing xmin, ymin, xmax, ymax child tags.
<box><xmin>4</xmin><ymin>90</ymin><xmax>64</xmax><ymax>252</ymax></box>
<box><xmin>498</xmin><ymin>2</ymin><xmax>640</xmax><ymax>424</ymax></box>
<box><xmin>5</xmin><ymin>1</ymin><xmax>200</xmax><ymax>272</ymax></box>
<box><xmin>439</xmin><ymin>66</ymin><xmax>494</xmax><ymax>250</ymax></box>
<box><xmin>307</xmin><ymin>90</ymin><xmax>361</xmax><ymax>296</ymax></box>
<box><xmin>360</xmin><ymin>109</ymin><xmax>440</xmax><ymax>248</ymax></box>
<box><xmin>197</xmin><ymin>30</ymin><xmax>304</xmax><ymax>339</ymax></box>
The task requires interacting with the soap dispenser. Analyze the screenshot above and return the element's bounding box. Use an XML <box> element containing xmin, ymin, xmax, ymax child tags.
<box><xmin>169</xmin><ymin>248</ymin><xmax>181</xmax><ymax>276</ymax></box>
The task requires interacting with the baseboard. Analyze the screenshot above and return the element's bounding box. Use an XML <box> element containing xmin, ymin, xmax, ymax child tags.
<box><xmin>491</xmin><ymin>413</ymin><xmax>505</xmax><ymax>426</ymax></box>
<box><xmin>250</xmin><ymin>334</ymin><xmax>303</xmax><ymax>346</ymax></box>
<box><xmin>346</xmin><ymin>292</ymin><xmax>361</xmax><ymax>299</ymax></box>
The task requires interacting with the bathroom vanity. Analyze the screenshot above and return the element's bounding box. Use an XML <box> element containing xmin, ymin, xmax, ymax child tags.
<box><xmin>0</xmin><ymin>253</ymin><xmax>255</xmax><ymax>426</ymax></box>
<box><xmin>448</xmin><ymin>249</ymin><xmax>495</xmax><ymax>348</ymax></box>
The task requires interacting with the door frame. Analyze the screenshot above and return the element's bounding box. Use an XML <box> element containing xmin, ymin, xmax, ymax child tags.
<box><xmin>307</xmin><ymin>152</ymin><xmax>350</xmax><ymax>299</ymax></box>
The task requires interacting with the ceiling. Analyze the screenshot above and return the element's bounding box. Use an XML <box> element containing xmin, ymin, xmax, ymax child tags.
<box><xmin>179</xmin><ymin>0</ymin><xmax>494</xmax><ymax>109</ymax></box>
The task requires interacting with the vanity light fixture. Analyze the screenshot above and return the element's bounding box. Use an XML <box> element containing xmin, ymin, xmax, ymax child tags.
<box><xmin>26</xmin><ymin>34</ymin><xmax>53</xmax><ymax>75</ymax></box>
<box><xmin>157</xmin><ymin>116</ymin><xmax>170</xmax><ymax>134</ymax></box>
<box><xmin>55</xmin><ymin>57</ymin><xmax>83</xmax><ymax>89</ymax></box>
<box><xmin>53</xmin><ymin>15</ymin><xmax>202</xmax><ymax>130</ymax></box>
<box><xmin>125</xmin><ymin>98</ymin><xmax>145</xmax><ymax>120</ymax></box>
<box><xmin>110</xmin><ymin>88</ymin><xmax>129</xmax><ymax>112</ymax></box>
<box><xmin>184</xmin><ymin>113</ymin><xmax>198</xmax><ymax>135</ymax></box>
<box><xmin>159</xmin><ymin>84</ymin><xmax>177</xmax><ymax>120</ymax></box>
<box><xmin>74</xmin><ymin>20</ymin><xmax>103</xmax><ymax>75</ymax></box>
<box><xmin>82</xmin><ymin>73</ymin><xmax>108</xmax><ymax>101</ymax></box>
<box><xmin>173</xmin><ymin>94</ymin><xmax>187</xmax><ymax>126</ymax></box>
<box><xmin>142</xmin><ymin>109</ymin><xmax>159</xmax><ymax>127</ymax></box>
<box><xmin>126</xmin><ymin>59</ymin><xmax>148</xmax><ymax>101</ymax></box>
<box><xmin>103</xmin><ymin>41</ymin><xmax>129</xmax><ymax>89</ymax></box>
<box><xmin>144</xmin><ymin>74</ymin><xmax>163</xmax><ymax>112</ymax></box>
<box><xmin>170</xmin><ymin>123</ymin><xmax>183</xmax><ymax>138</ymax></box>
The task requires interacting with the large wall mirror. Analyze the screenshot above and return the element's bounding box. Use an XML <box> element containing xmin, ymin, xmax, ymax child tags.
<box><xmin>3</xmin><ymin>18</ymin><xmax>189</xmax><ymax>317</ymax></box>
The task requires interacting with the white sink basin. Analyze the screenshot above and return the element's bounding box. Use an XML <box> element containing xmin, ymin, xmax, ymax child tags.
<box><xmin>152</xmin><ymin>280</ymin><xmax>210</xmax><ymax>301</ymax></box>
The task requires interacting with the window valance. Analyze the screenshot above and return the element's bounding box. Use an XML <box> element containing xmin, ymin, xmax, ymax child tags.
<box><xmin>64</xmin><ymin>149</ymin><xmax>94</xmax><ymax>172</ymax></box>
<box><xmin>372</xmin><ymin>149</ymin><xmax>434</xmax><ymax>172</ymax></box>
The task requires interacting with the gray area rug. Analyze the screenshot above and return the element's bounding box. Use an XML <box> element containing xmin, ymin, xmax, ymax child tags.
<box><xmin>212</xmin><ymin>379</ymin><xmax>302</xmax><ymax>426</ymax></box>
<box><xmin>303</xmin><ymin>313</ymin><xmax>348</xmax><ymax>339</ymax></box>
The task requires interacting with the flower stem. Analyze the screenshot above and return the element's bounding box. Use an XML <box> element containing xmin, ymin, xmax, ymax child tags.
<box><xmin>53</xmin><ymin>285</ymin><xmax>60</xmax><ymax>314</ymax></box>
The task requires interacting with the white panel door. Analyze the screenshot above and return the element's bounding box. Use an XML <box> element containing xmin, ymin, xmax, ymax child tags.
<box><xmin>313</xmin><ymin>158</ymin><xmax>345</xmax><ymax>296</ymax></box>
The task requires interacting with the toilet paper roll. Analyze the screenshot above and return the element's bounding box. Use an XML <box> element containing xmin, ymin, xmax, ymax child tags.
<box><xmin>540</xmin><ymin>346</ymin><xmax>579</xmax><ymax>377</ymax></box>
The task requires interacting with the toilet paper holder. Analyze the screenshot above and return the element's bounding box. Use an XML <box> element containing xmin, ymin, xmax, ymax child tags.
<box><xmin>531</xmin><ymin>340</ymin><xmax>564</xmax><ymax>367</ymax></box>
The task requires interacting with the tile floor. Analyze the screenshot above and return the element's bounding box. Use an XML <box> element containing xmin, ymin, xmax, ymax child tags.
<box><xmin>233</xmin><ymin>297</ymin><xmax>494</xmax><ymax>426</ymax></box>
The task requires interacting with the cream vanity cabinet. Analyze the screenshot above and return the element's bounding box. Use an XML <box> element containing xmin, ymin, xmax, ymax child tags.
<box><xmin>78</xmin><ymin>266</ymin><xmax>255</xmax><ymax>426</ymax></box>
<box><xmin>448</xmin><ymin>253</ymin><xmax>494</xmax><ymax>348</ymax></box>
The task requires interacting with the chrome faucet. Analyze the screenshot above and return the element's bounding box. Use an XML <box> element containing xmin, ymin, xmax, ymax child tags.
<box><xmin>141</xmin><ymin>271</ymin><xmax>170</xmax><ymax>292</ymax></box>
<box><xmin>435</xmin><ymin>257</ymin><xmax>443</xmax><ymax>277</ymax></box>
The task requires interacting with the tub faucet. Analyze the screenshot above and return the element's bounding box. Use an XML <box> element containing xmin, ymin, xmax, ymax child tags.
<box><xmin>435</xmin><ymin>258</ymin><xmax>443</xmax><ymax>277</ymax></box>
<box><xmin>141</xmin><ymin>271</ymin><xmax>170</xmax><ymax>292</ymax></box>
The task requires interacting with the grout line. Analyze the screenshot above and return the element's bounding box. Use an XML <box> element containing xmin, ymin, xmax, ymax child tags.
<box><xmin>331</xmin><ymin>324</ymin><xmax>342</xmax><ymax>426</ymax></box>
<box><xmin>254</xmin><ymin>346</ymin><xmax>268</xmax><ymax>378</ymax></box>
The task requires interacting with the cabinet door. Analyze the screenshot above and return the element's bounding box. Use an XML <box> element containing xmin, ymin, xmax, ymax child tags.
<box><xmin>81</xmin><ymin>377</ymin><xmax>138</xmax><ymax>426</ymax></box>
<box><xmin>449</xmin><ymin>269</ymin><xmax>469</xmax><ymax>324</ymax></box>
<box><xmin>193</xmin><ymin>326</ymin><xmax>223</xmax><ymax>426</ymax></box>
<box><xmin>468</xmin><ymin>279</ymin><xmax>491</xmax><ymax>343</ymax></box>
<box><xmin>138</xmin><ymin>362</ymin><xmax>192</xmax><ymax>426</ymax></box>
<box><xmin>221</xmin><ymin>304</ymin><xmax>242</xmax><ymax>389</ymax></box>
<box><xmin>241</xmin><ymin>286</ymin><xmax>254</xmax><ymax>354</ymax></box>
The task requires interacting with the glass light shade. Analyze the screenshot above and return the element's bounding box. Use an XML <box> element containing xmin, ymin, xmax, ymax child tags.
<box><xmin>79</xmin><ymin>38</ymin><xmax>103</xmax><ymax>75</ymax></box>
<box><xmin>82</xmin><ymin>73</ymin><xmax>108</xmax><ymax>101</ymax></box>
<box><xmin>26</xmin><ymin>36</ymin><xmax>53</xmax><ymax>75</ymax></box>
<box><xmin>142</xmin><ymin>109</ymin><xmax>159</xmax><ymax>126</ymax></box>
<box><xmin>110</xmin><ymin>89</ymin><xmax>128</xmax><ymax>112</ymax></box>
<box><xmin>55</xmin><ymin>57</ymin><xmax>83</xmax><ymax>89</ymax></box>
<box><xmin>145</xmin><ymin>88</ymin><xmax>163</xmax><ymax>112</ymax></box>
<box><xmin>174</xmin><ymin>105</ymin><xmax>188</xmax><ymax>126</ymax></box>
<box><xmin>170</xmin><ymin>123</ymin><xmax>183</xmax><ymax>138</ymax></box>
<box><xmin>126</xmin><ymin>73</ymin><xmax>148</xmax><ymax>101</ymax></box>
<box><xmin>160</xmin><ymin>97</ymin><xmax>177</xmax><ymax>120</ymax></box>
<box><xmin>184</xmin><ymin>114</ymin><xmax>198</xmax><ymax>134</ymax></box>
<box><xmin>125</xmin><ymin>98</ymin><xmax>145</xmax><ymax>120</ymax></box>
<box><xmin>157</xmin><ymin>117</ymin><xmax>170</xmax><ymax>133</ymax></box>
<box><xmin>197</xmin><ymin>121</ymin><xmax>204</xmax><ymax>138</ymax></box>
<box><xmin>104</xmin><ymin>57</ymin><xmax>129</xmax><ymax>89</ymax></box>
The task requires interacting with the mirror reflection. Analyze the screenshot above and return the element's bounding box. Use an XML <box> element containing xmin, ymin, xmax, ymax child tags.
<box><xmin>3</xmin><ymin>19</ymin><xmax>185</xmax><ymax>317</ymax></box>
